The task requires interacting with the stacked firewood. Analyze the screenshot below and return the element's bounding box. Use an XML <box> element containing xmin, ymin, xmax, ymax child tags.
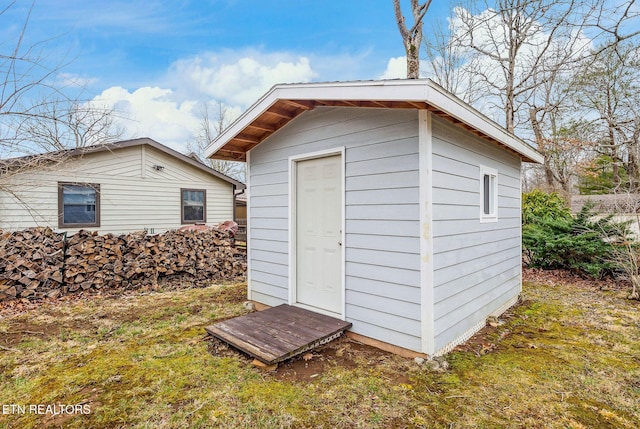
<box><xmin>0</xmin><ymin>227</ymin><xmax>66</xmax><ymax>300</ymax></box>
<box><xmin>0</xmin><ymin>227</ymin><xmax>246</xmax><ymax>302</ymax></box>
<box><xmin>63</xmin><ymin>230</ymin><xmax>127</xmax><ymax>292</ymax></box>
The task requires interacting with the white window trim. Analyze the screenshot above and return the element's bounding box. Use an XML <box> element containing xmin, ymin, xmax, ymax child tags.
<box><xmin>479</xmin><ymin>165</ymin><xmax>498</xmax><ymax>223</ymax></box>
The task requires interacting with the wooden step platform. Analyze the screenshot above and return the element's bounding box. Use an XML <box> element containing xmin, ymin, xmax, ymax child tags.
<box><xmin>205</xmin><ymin>304</ymin><xmax>352</xmax><ymax>364</ymax></box>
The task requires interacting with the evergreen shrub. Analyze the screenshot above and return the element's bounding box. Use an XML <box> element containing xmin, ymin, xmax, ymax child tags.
<box><xmin>522</xmin><ymin>190</ymin><xmax>624</xmax><ymax>278</ymax></box>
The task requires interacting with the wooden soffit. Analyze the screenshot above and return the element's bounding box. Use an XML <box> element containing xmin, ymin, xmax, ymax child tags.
<box><xmin>206</xmin><ymin>80</ymin><xmax>543</xmax><ymax>164</ymax></box>
<box><xmin>210</xmin><ymin>99</ymin><xmax>531</xmax><ymax>163</ymax></box>
<box><xmin>211</xmin><ymin>99</ymin><xmax>433</xmax><ymax>161</ymax></box>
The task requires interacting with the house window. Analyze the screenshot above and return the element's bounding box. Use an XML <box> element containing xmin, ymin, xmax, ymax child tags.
<box><xmin>58</xmin><ymin>183</ymin><xmax>100</xmax><ymax>228</ymax></box>
<box><xmin>181</xmin><ymin>189</ymin><xmax>206</xmax><ymax>224</ymax></box>
<box><xmin>480</xmin><ymin>166</ymin><xmax>498</xmax><ymax>222</ymax></box>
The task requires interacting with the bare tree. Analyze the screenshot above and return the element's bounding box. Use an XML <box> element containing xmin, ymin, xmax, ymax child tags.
<box><xmin>451</xmin><ymin>0</ymin><xmax>583</xmax><ymax>133</ymax></box>
<box><xmin>393</xmin><ymin>0</ymin><xmax>433</xmax><ymax>79</ymax></box>
<box><xmin>1</xmin><ymin>2</ymin><xmax>66</xmax><ymax>156</ymax></box>
<box><xmin>447</xmin><ymin>0</ymin><xmax>640</xmax><ymax>196</ymax></box>
<box><xmin>188</xmin><ymin>102</ymin><xmax>245</xmax><ymax>182</ymax></box>
<box><xmin>525</xmin><ymin>36</ymin><xmax>596</xmax><ymax>192</ymax></box>
<box><xmin>570</xmin><ymin>42</ymin><xmax>640</xmax><ymax>192</ymax></box>
<box><xmin>423</xmin><ymin>19</ymin><xmax>485</xmax><ymax>105</ymax></box>
<box><xmin>13</xmin><ymin>98</ymin><xmax>125</xmax><ymax>152</ymax></box>
<box><xmin>598</xmin><ymin>192</ymin><xmax>640</xmax><ymax>300</ymax></box>
<box><xmin>0</xmin><ymin>2</ymin><xmax>123</xmax><ymax>157</ymax></box>
<box><xmin>589</xmin><ymin>0</ymin><xmax>640</xmax><ymax>58</ymax></box>
<box><xmin>531</xmin><ymin>113</ymin><xmax>598</xmax><ymax>194</ymax></box>
<box><xmin>450</xmin><ymin>0</ymin><xmax>640</xmax><ymax>134</ymax></box>
<box><xmin>0</xmin><ymin>1</ymin><xmax>125</xmax><ymax>210</ymax></box>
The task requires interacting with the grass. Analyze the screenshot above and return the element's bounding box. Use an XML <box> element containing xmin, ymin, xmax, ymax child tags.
<box><xmin>0</xmin><ymin>279</ymin><xmax>638</xmax><ymax>428</ymax></box>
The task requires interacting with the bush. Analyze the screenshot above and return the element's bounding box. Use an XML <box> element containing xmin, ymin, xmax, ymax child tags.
<box><xmin>522</xmin><ymin>189</ymin><xmax>572</xmax><ymax>224</ymax></box>
<box><xmin>522</xmin><ymin>191</ymin><xmax>624</xmax><ymax>278</ymax></box>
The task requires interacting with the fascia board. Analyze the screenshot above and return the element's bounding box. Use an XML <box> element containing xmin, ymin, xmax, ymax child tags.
<box><xmin>203</xmin><ymin>81</ymin><xmax>430</xmax><ymax>159</ymax></box>
<box><xmin>204</xmin><ymin>87</ymin><xmax>281</xmax><ymax>159</ymax></box>
<box><xmin>424</xmin><ymin>83</ymin><xmax>544</xmax><ymax>164</ymax></box>
<box><xmin>205</xmin><ymin>79</ymin><xmax>544</xmax><ymax>164</ymax></box>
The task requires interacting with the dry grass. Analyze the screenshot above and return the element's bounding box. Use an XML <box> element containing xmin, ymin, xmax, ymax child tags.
<box><xmin>0</xmin><ymin>277</ymin><xmax>638</xmax><ymax>428</ymax></box>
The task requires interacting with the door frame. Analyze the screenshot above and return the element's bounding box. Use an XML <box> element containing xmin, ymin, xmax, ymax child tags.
<box><xmin>288</xmin><ymin>147</ymin><xmax>346</xmax><ymax>319</ymax></box>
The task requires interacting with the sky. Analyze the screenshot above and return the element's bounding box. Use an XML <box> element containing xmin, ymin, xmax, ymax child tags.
<box><xmin>2</xmin><ymin>0</ymin><xmax>454</xmax><ymax>153</ymax></box>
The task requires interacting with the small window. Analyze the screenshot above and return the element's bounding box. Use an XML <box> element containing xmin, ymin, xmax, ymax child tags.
<box><xmin>479</xmin><ymin>166</ymin><xmax>498</xmax><ymax>222</ymax></box>
<box><xmin>181</xmin><ymin>189</ymin><xmax>206</xmax><ymax>224</ymax></box>
<box><xmin>58</xmin><ymin>183</ymin><xmax>100</xmax><ymax>228</ymax></box>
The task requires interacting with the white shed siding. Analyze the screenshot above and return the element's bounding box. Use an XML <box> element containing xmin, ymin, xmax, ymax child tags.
<box><xmin>248</xmin><ymin>107</ymin><xmax>422</xmax><ymax>350</ymax></box>
<box><xmin>431</xmin><ymin>115</ymin><xmax>522</xmax><ymax>354</ymax></box>
<box><xmin>0</xmin><ymin>145</ymin><xmax>234</xmax><ymax>234</ymax></box>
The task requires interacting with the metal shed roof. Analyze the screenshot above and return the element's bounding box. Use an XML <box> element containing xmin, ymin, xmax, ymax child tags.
<box><xmin>204</xmin><ymin>79</ymin><xmax>543</xmax><ymax>164</ymax></box>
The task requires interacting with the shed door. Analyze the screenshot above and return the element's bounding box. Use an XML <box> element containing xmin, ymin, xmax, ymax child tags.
<box><xmin>295</xmin><ymin>154</ymin><xmax>342</xmax><ymax>315</ymax></box>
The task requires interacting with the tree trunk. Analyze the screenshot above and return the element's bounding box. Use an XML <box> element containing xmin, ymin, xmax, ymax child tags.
<box><xmin>543</xmin><ymin>157</ymin><xmax>556</xmax><ymax>190</ymax></box>
<box><xmin>404</xmin><ymin>36</ymin><xmax>421</xmax><ymax>79</ymax></box>
<box><xmin>609</xmin><ymin>126</ymin><xmax>620</xmax><ymax>190</ymax></box>
<box><xmin>530</xmin><ymin>107</ymin><xmax>556</xmax><ymax>189</ymax></box>
<box><xmin>393</xmin><ymin>0</ymin><xmax>431</xmax><ymax>79</ymax></box>
<box><xmin>626</xmin><ymin>152</ymin><xmax>637</xmax><ymax>192</ymax></box>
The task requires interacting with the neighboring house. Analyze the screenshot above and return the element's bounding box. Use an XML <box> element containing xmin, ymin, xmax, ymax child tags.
<box><xmin>571</xmin><ymin>193</ymin><xmax>640</xmax><ymax>237</ymax></box>
<box><xmin>205</xmin><ymin>79</ymin><xmax>543</xmax><ymax>357</ymax></box>
<box><xmin>571</xmin><ymin>194</ymin><xmax>640</xmax><ymax>214</ymax></box>
<box><xmin>235</xmin><ymin>193</ymin><xmax>247</xmax><ymax>221</ymax></box>
<box><xmin>0</xmin><ymin>138</ymin><xmax>245</xmax><ymax>235</ymax></box>
<box><xmin>234</xmin><ymin>193</ymin><xmax>248</xmax><ymax>242</ymax></box>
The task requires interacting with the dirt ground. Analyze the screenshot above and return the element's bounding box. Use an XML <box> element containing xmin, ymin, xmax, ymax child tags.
<box><xmin>1</xmin><ymin>268</ymin><xmax>638</xmax><ymax>429</ymax></box>
<box><xmin>207</xmin><ymin>334</ymin><xmax>412</xmax><ymax>384</ymax></box>
<box><xmin>205</xmin><ymin>267</ymin><xmax>635</xmax><ymax>381</ymax></box>
<box><xmin>0</xmin><ymin>278</ymin><xmax>247</xmax><ymax>349</ymax></box>
<box><xmin>1</xmin><ymin>266</ymin><xmax>631</xmax><ymax>367</ymax></box>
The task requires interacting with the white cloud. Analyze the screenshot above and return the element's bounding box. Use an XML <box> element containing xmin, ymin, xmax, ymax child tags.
<box><xmin>90</xmin><ymin>86</ymin><xmax>201</xmax><ymax>152</ymax></box>
<box><xmin>89</xmin><ymin>50</ymin><xmax>321</xmax><ymax>152</ymax></box>
<box><xmin>379</xmin><ymin>56</ymin><xmax>435</xmax><ymax>80</ymax></box>
<box><xmin>89</xmin><ymin>48</ymin><xmax>419</xmax><ymax>154</ymax></box>
<box><xmin>168</xmin><ymin>50</ymin><xmax>318</xmax><ymax>107</ymax></box>
<box><xmin>379</xmin><ymin>56</ymin><xmax>407</xmax><ymax>79</ymax></box>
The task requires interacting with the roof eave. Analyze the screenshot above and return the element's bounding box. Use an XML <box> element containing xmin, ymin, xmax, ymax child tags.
<box><xmin>423</xmin><ymin>83</ymin><xmax>544</xmax><ymax>164</ymax></box>
<box><xmin>3</xmin><ymin>137</ymin><xmax>246</xmax><ymax>189</ymax></box>
<box><xmin>205</xmin><ymin>79</ymin><xmax>543</xmax><ymax>164</ymax></box>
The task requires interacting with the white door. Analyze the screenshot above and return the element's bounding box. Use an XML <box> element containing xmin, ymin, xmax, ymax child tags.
<box><xmin>295</xmin><ymin>154</ymin><xmax>342</xmax><ymax>315</ymax></box>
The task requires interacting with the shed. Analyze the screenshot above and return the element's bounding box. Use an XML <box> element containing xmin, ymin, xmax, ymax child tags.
<box><xmin>205</xmin><ymin>79</ymin><xmax>543</xmax><ymax>357</ymax></box>
<box><xmin>0</xmin><ymin>138</ymin><xmax>245</xmax><ymax>235</ymax></box>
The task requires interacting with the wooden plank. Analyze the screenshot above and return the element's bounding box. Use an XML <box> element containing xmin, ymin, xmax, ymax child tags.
<box><xmin>280</xmin><ymin>305</ymin><xmax>351</xmax><ymax>335</ymax></box>
<box><xmin>247</xmin><ymin>121</ymin><xmax>278</xmax><ymax>132</ymax></box>
<box><xmin>345</xmin><ymin>331</ymin><xmax>427</xmax><ymax>359</ymax></box>
<box><xmin>207</xmin><ymin>324</ymin><xmax>282</xmax><ymax>362</ymax></box>
<box><xmin>281</xmin><ymin>99</ymin><xmax>315</xmax><ymax>110</ymax></box>
<box><xmin>230</xmin><ymin>308</ymin><xmax>325</xmax><ymax>346</ymax></box>
<box><xmin>206</xmin><ymin>304</ymin><xmax>352</xmax><ymax>364</ymax></box>
<box><xmin>208</xmin><ymin>306</ymin><xmax>349</xmax><ymax>362</ymax></box>
<box><xmin>213</xmin><ymin>322</ymin><xmax>301</xmax><ymax>358</ymax></box>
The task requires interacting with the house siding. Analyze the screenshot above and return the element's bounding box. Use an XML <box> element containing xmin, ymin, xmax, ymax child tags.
<box><xmin>431</xmin><ymin>115</ymin><xmax>522</xmax><ymax>354</ymax></box>
<box><xmin>0</xmin><ymin>145</ymin><xmax>234</xmax><ymax>234</ymax></box>
<box><xmin>248</xmin><ymin>107</ymin><xmax>422</xmax><ymax>351</ymax></box>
